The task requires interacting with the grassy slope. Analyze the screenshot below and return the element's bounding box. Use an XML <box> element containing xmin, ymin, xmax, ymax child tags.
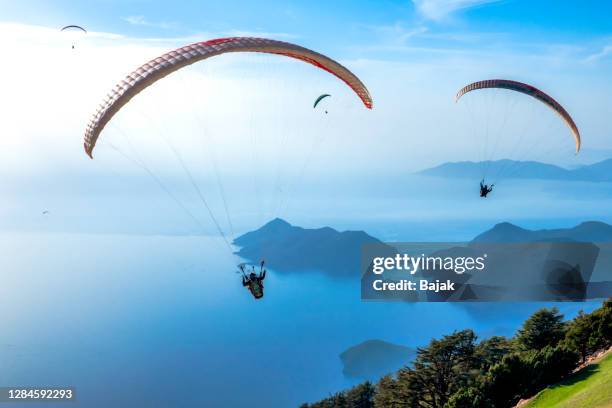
<box><xmin>524</xmin><ymin>352</ymin><xmax>612</xmax><ymax>408</ymax></box>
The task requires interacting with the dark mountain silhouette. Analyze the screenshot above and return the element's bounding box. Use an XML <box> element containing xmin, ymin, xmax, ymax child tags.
<box><xmin>418</xmin><ymin>158</ymin><xmax>612</xmax><ymax>182</ymax></box>
<box><xmin>472</xmin><ymin>221</ymin><xmax>612</xmax><ymax>243</ymax></box>
<box><xmin>468</xmin><ymin>221</ymin><xmax>612</xmax><ymax>301</ymax></box>
<box><xmin>339</xmin><ymin>339</ymin><xmax>416</xmax><ymax>380</ymax></box>
<box><xmin>235</xmin><ymin>219</ymin><xmax>612</xmax><ymax>298</ymax></box>
<box><xmin>233</xmin><ymin>218</ymin><xmax>386</xmax><ymax>276</ymax></box>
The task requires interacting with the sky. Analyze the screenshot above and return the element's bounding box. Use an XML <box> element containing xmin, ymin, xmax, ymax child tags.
<box><xmin>1</xmin><ymin>0</ymin><xmax>612</xmax><ymax>235</ymax></box>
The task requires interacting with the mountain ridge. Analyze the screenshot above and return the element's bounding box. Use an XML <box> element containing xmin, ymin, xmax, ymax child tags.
<box><xmin>233</xmin><ymin>218</ymin><xmax>385</xmax><ymax>276</ymax></box>
<box><xmin>419</xmin><ymin>158</ymin><xmax>612</xmax><ymax>182</ymax></box>
<box><xmin>472</xmin><ymin>220</ymin><xmax>612</xmax><ymax>243</ymax></box>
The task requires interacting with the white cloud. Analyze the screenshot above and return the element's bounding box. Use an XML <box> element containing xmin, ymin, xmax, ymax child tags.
<box><xmin>123</xmin><ymin>15</ymin><xmax>177</xmax><ymax>30</ymax></box>
<box><xmin>412</xmin><ymin>0</ymin><xmax>500</xmax><ymax>21</ymax></box>
<box><xmin>364</xmin><ymin>22</ymin><xmax>429</xmax><ymax>45</ymax></box>
<box><xmin>584</xmin><ymin>45</ymin><xmax>612</xmax><ymax>63</ymax></box>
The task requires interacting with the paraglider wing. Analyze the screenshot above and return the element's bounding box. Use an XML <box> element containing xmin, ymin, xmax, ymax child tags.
<box><xmin>84</xmin><ymin>37</ymin><xmax>373</xmax><ymax>158</ymax></box>
<box><xmin>61</xmin><ymin>25</ymin><xmax>87</xmax><ymax>33</ymax></box>
<box><xmin>313</xmin><ymin>93</ymin><xmax>331</xmax><ymax>108</ymax></box>
<box><xmin>455</xmin><ymin>79</ymin><xmax>581</xmax><ymax>153</ymax></box>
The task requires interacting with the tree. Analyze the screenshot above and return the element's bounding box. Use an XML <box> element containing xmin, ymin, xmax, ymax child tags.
<box><xmin>373</xmin><ymin>375</ymin><xmax>399</xmax><ymax>408</ymax></box>
<box><xmin>588</xmin><ymin>298</ymin><xmax>612</xmax><ymax>351</ymax></box>
<box><xmin>474</xmin><ymin>336</ymin><xmax>513</xmax><ymax>370</ymax></box>
<box><xmin>482</xmin><ymin>344</ymin><xmax>579</xmax><ymax>407</ymax></box>
<box><xmin>524</xmin><ymin>345</ymin><xmax>578</xmax><ymax>391</ymax></box>
<box><xmin>516</xmin><ymin>307</ymin><xmax>565</xmax><ymax>351</ymax></box>
<box><xmin>444</xmin><ymin>386</ymin><xmax>493</xmax><ymax>408</ymax></box>
<box><xmin>564</xmin><ymin>310</ymin><xmax>593</xmax><ymax>363</ymax></box>
<box><xmin>345</xmin><ymin>381</ymin><xmax>375</xmax><ymax>408</ymax></box>
<box><xmin>482</xmin><ymin>353</ymin><xmax>531</xmax><ymax>407</ymax></box>
<box><xmin>412</xmin><ymin>330</ymin><xmax>479</xmax><ymax>408</ymax></box>
<box><xmin>306</xmin><ymin>299</ymin><xmax>611</xmax><ymax>408</ymax></box>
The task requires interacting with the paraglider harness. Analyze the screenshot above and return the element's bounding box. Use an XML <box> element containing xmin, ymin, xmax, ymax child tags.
<box><xmin>240</xmin><ymin>260</ymin><xmax>266</xmax><ymax>300</ymax></box>
<box><xmin>480</xmin><ymin>179</ymin><xmax>494</xmax><ymax>198</ymax></box>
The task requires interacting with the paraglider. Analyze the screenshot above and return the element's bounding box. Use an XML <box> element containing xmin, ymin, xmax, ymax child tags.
<box><xmin>240</xmin><ymin>261</ymin><xmax>267</xmax><ymax>300</ymax></box>
<box><xmin>479</xmin><ymin>180</ymin><xmax>494</xmax><ymax>198</ymax></box>
<box><xmin>313</xmin><ymin>94</ymin><xmax>331</xmax><ymax>113</ymax></box>
<box><xmin>61</xmin><ymin>25</ymin><xmax>87</xmax><ymax>32</ymax></box>
<box><xmin>456</xmin><ymin>79</ymin><xmax>581</xmax><ymax>196</ymax></box>
<box><xmin>313</xmin><ymin>94</ymin><xmax>330</xmax><ymax>108</ymax></box>
<box><xmin>83</xmin><ymin>37</ymin><xmax>373</xmax><ymax>299</ymax></box>
<box><xmin>456</xmin><ymin>79</ymin><xmax>581</xmax><ymax>153</ymax></box>
<box><xmin>83</xmin><ymin>37</ymin><xmax>373</xmax><ymax>158</ymax></box>
<box><xmin>60</xmin><ymin>25</ymin><xmax>87</xmax><ymax>49</ymax></box>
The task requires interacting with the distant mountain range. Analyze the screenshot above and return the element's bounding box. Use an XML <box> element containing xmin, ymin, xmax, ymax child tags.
<box><xmin>233</xmin><ymin>218</ymin><xmax>386</xmax><ymax>276</ymax></box>
<box><xmin>236</xmin><ymin>219</ymin><xmax>612</xmax><ymax>380</ymax></box>
<box><xmin>418</xmin><ymin>158</ymin><xmax>612</xmax><ymax>181</ymax></box>
<box><xmin>472</xmin><ymin>221</ymin><xmax>612</xmax><ymax>243</ymax></box>
<box><xmin>235</xmin><ymin>219</ymin><xmax>612</xmax><ymax>280</ymax></box>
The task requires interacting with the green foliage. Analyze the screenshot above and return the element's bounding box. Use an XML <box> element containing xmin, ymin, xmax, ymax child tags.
<box><xmin>345</xmin><ymin>381</ymin><xmax>375</xmax><ymax>408</ymax></box>
<box><xmin>411</xmin><ymin>329</ymin><xmax>479</xmax><ymax>408</ymax></box>
<box><xmin>516</xmin><ymin>307</ymin><xmax>566</xmax><ymax>351</ymax></box>
<box><xmin>373</xmin><ymin>373</ymin><xmax>418</xmax><ymax>408</ymax></box>
<box><xmin>525</xmin><ymin>345</ymin><xmax>579</xmax><ymax>392</ymax></box>
<box><xmin>564</xmin><ymin>300</ymin><xmax>612</xmax><ymax>364</ymax></box>
<box><xmin>444</xmin><ymin>386</ymin><xmax>493</xmax><ymax>408</ymax></box>
<box><xmin>302</xmin><ymin>381</ymin><xmax>375</xmax><ymax>408</ymax></box>
<box><xmin>587</xmin><ymin>298</ymin><xmax>612</xmax><ymax>351</ymax></box>
<box><xmin>305</xmin><ymin>299</ymin><xmax>612</xmax><ymax>408</ymax></box>
<box><xmin>482</xmin><ymin>344</ymin><xmax>579</xmax><ymax>407</ymax></box>
<box><xmin>474</xmin><ymin>336</ymin><xmax>513</xmax><ymax>371</ymax></box>
<box><xmin>565</xmin><ymin>310</ymin><xmax>595</xmax><ymax>363</ymax></box>
<box><xmin>303</xmin><ymin>392</ymin><xmax>346</xmax><ymax>408</ymax></box>
<box><xmin>482</xmin><ymin>352</ymin><xmax>531</xmax><ymax>407</ymax></box>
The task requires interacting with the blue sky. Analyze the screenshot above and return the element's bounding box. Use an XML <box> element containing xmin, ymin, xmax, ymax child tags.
<box><xmin>1</xmin><ymin>1</ymin><xmax>612</xmax><ymax>235</ymax></box>
<box><xmin>4</xmin><ymin>1</ymin><xmax>612</xmax><ymax>48</ymax></box>
<box><xmin>2</xmin><ymin>0</ymin><xmax>612</xmax><ymax>170</ymax></box>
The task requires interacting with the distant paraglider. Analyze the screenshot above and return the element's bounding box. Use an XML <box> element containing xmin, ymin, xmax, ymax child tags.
<box><xmin>61</xmin><ymin>25</ymin><xmax>87</xmax><ymax>32</ymax></box>
<box><xmin>60</xmin><ymin>25</ymin><xmax>87</xmax><ymax>49</ymax></box>
<box><xmin>313</xmin><ymin>94</ymin><xmax>331</xmax><ymax>114</ymax></box>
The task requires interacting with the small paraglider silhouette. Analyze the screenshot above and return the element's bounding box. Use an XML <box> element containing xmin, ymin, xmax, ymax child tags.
<box><xmin>60</xmin><ymin>25</ymin><xmax>87</xmax><ymax>49</ymax></box>
<box><xmin>42</xmin><ymin>210</ymin><xmax>50</xmax><ymax>215</ymax></box>
<box><xmin>479</xmin><ymin>179</ymin><xmax>494</xmax><ymax>198</ymax></box>
<box><xmin>313</xmin><ymin>94</ymin><xmax>331</xmax><ymax>114</ymax></box>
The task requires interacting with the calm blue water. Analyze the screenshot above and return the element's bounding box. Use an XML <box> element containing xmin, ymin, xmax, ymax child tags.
<box><xmin>0</xmin><ymin>232</ymin><xmax>602</xmax><ymax>407</ymax></box>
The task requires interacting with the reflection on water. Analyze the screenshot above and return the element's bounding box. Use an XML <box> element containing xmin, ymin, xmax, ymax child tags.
<box><xmin>0</xmin><ymin>233</ymin><xmax>602</xmax><ymax>407</ymax></box>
